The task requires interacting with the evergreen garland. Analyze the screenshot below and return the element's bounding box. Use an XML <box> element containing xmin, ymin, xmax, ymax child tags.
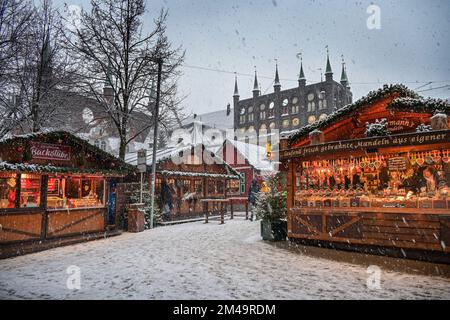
<box><xmin>415</xmin><ymin>123</ymin><xmax>433</xmax><ymax>133</ymax></box>
<box><xmin>0</xmin><ymin>161</ymin><xmax>129</xmax><ymax>176</ymax></box>
<box><xmin>365</xmin><ymin>118</ymin><xmax>390</xmax><ymax>137</ymax></box>
<box><xmin>388</xmin><ymin>97</ymin><xmax>450</xmax><ymax>115</ymax></box>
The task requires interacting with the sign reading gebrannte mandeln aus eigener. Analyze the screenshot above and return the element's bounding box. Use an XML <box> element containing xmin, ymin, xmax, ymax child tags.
<box><xmin>30</xmin><ymin>142</ymin><xmax>71</xmax><ymax>161</ymax></box>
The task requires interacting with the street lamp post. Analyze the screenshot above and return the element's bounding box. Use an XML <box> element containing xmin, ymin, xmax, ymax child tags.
<box><xmin>149</xmin><ymin>58</ymin><xmax>163</xmax><ymax>229</ymax></box>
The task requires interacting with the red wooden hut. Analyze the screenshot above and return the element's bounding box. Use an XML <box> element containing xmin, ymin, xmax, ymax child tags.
<box><xmin>280</xmin><ymin>84</ymin><xmax>450</xmax><ymax>263</ymax></box>
<box><xmin>0</xmin><ymin>131</ymin><xmax>135</xmax><ymax>258</ymax></box>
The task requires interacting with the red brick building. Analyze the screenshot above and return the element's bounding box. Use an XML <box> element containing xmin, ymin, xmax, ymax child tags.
<box><xmin>218</xmin><ymin>139</ymin><xmax>276</xmax><ymax>208</ymax></box>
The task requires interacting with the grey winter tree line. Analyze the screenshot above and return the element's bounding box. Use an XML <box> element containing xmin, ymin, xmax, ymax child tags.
<box><xmin>0</xmin><ymin>0</ymin><xmax>185</xmax><ymax>159</ymax></box>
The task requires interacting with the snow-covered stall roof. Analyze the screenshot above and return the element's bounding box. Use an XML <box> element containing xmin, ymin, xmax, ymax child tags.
<box><xmin>219</xmin><ymin>139</ymin><xmax>277</xmax><ymax>173</ymax></box>
<box><xmin>286</xmin><ymin>84</ymin><xmax>420</xmax><ymax>145</ymax></box>
<box><xmin>0</xmin><ymin>130</ymin><xmax>134</xmax><ymax>174</ymax></box>
<box><xmin>125</xmin><ymin>143</ymin><xmax>241</xmax><ymax>179</ymax></box>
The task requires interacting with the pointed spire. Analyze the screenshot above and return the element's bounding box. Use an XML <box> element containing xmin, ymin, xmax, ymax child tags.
<box><xmin>325</xmin><ymin>46</ymin><xmax>333</xmax><ymax>82</ymax></box>
<box><xmin>42</xmin><ymin>27</ymin><xmax>51</xmax><ymax>65</ymax></box>
<box><xmin>253</xmin><ymin>68</ymin><xmax>259</xmax><ymax>91</ymax></box>
<box><xmin>149</xmin><ymin>79</ymin><xmax>156</xmax><ymax>103</ymax></box>
<box><xmin>233</xmin><ymin>73</ymin><xmax>239</xmax><ymax>97</ymax></box>
<box><xmin>298</xmin><ymin>54</ymin><xmax>305</xmax><ymax>80</ymax></box>
<box><xmin>274</xmin><ymin>61</ymin><xmax>280</xmax><ymax>85</ymax></box>
<box><xmin>340</xmin><ymin>54</ymin><xmax>349</xmax><ymax>87</ymax></box>
<box><xmin>274</xmin><ymin>60</ymin><xmax>281</xmax><ymax>92</ymax></box>
<box><xmin>252</xmin><ymin>67</ymin><xmax>260</xmax><ymax>98</ymax></box>
<box><xmin>104</xmin><ymin>60</ymin><xmax>113</xmax><ymax>88</ymax></box>
<box><xmin>325</xmin><ymin>46</ymin><xmax>332</xmax><ymax>75</ymax></box>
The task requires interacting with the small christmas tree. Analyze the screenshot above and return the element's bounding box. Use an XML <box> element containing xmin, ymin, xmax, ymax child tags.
<box><xmin>127</xmin><ymin>183</ymin><xmax>162</xmax><ymax>229</ymax></box>
<box><xmin>255</xmin><ymin>173</ymin><xmax>287</xmax><ymax>222</ymax></box>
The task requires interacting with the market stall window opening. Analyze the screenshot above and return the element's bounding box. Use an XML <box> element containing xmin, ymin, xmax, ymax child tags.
<box><xmin>293</xmin><ymin>149</ymin><xmax>449</xmax><ymax>209</ymax></box>
<box><xmin>0</xmin><ymin>173</ymin><xmax>18</xmax><ymax>209</ymax></box>
<box><xmin>227</xmin><ymin>179</ymin><xmax>240</xmax><ymax>194</ymax></box>
<box><xmin>47</xmin><ymin>176</ymin><xmax>105</xmax><ymax>209</ymax></box>
<box><xmin>20</xmin><ymin>174</ymin><xmax>41</xmax><ymax>208</ymax></box>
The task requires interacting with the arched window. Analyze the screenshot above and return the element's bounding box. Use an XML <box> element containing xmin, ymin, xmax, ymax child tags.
<box><xmin>307</xmin><ymin>93</ymin><xmax>315</xmax><ymax>112</ymax></box>
<box><xmin>247</xmin><ymin>107</ymin><xmax>254</xmax><ymax>122</ymax></box>
<box><xmin>319</xmin><ymin>90</ymin><xmax>326</xmax><ymax>110</ymax></box>
<box><xmin>260</xmin><ymin>110</ymin><xmax>266</xmax><ymax>120</ymax></box>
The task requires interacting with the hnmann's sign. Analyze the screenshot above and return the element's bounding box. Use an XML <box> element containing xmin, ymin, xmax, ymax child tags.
<box><xmin>281</xmin><ymin>130</ymin><xmax>450</xmax><ymax>159</ymax></box>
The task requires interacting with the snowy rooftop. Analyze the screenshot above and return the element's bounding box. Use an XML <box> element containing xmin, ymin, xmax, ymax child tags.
<box><xmin>219</xmin><ymin>139</ymin><xmax>277</xmax><ymax>173</ymax></box>
<box><xmin>181</xmin><ymin>109</ymin><xmax>234</xmax><ymax>131</ymax></box>
<box><xmin>125</xmin><ymin>143</ymin><xmax>240</xmax><ymax>177</ymax></box>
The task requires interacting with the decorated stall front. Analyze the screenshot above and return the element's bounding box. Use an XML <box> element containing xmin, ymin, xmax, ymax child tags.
<box><xmin>126</xmin><ymin>143</ymin><xmax>240</xmax><ymax>221</ymax></box>
<box><xmin>280</xmin><ymin>85</ymin><xmax>450</xmax><ymax>262</ymax></box>
<box><xmin>0</xmin><ymin>131</ymin><xmax>134</xmax><ymax>258</ymax></box>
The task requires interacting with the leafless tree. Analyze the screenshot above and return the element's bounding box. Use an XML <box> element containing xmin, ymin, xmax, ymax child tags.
<box><xmin>0</xmin><ymin>0</ymin><xmax>79</xmax><ymax>137</ymax></box>
<box><xmin>0</xmin><ymin>0</ymin><xmax>33</xmax><ymax>137</ymax></box>
<box><xmin>64</xmin><ymin>0</ymin><xmax>185</xmax><ymax>159</ymax></box>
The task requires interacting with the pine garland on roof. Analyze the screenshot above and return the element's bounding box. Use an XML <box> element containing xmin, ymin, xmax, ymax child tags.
<box><xmin>365</xmin><ymin>118</ymin><xmax>389</xmax><ymax>137</ymax></box>
<box><xmin>388</xmin><ymin>97</ymin><xmax>450</xmax><ymax>115</ymax></box>
<box><xmin>0</xmin><ymin>131</ymin><xmax>135</xmax><ymax>174</ymax></box>
<box><xmin>0</xmin><ymin>161</ymin><xmax>128</xmax><ymax>175</ymax></box>
<box><xmin>415</xmin><ymin>123</ymin><xmax>433</xmax><ymax>133</ymax></box>
<box><xmin>287</xmin><ymin>84</ymin><xmax>420</xmax><ymax>145</ymax></box>
<box><xmin>159</xmin><ymin>170</ymin><xmax>239</xmax><ymax>179</ymax></box>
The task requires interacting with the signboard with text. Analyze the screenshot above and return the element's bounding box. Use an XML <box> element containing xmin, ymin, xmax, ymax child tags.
<box><xmin>30</xmin><ymin>142</ymin><xmax>71</xmax><ymax>162</ymax></box>
<box><xmin>281</xmin><ymin>130</ymin><xmax>450</xmax><ymax>160</ymax></box>
<box><xmin>137</xmin><ymin>149</ymin><xmax>147</xmax><ymax>173</ymax></box>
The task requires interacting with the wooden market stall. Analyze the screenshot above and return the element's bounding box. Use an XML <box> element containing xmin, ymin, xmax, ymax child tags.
<box><xmin>280</xmin><ymin>84</ymin><xmax>450</xmax><ymax>263</ymax></box>
<box><xmin>0</xmin><ymin>131</ymin><xmax>135</xmax><ymax>258</ymax></box>
<box><xmin>126</xmin><ymin>143</ymin><xmax>240</xmax><ymax>221</ymax></box>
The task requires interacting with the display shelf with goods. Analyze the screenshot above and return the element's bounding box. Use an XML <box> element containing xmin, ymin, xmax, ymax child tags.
<box><xmin>280</xmin><ymin>84</ymin><xmax>450</xmax><ymax>262</ymax></box>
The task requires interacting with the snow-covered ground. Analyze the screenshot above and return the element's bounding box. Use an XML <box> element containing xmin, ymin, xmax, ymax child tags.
<box><xmin>1</xmin><ymin>217</ymin><xmax>449</xmax><ymax>300</ymax></box>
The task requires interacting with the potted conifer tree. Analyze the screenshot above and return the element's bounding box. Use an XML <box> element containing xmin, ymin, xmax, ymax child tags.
<box><xmin>255</xmin><ymin>173</ymin><xmax>288</xmax><ymax>241</ymax></box>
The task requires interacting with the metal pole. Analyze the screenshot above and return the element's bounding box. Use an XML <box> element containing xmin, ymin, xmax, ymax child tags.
<box><xmin>149</xmin><ymin>58</ymin><xmax>163</xmax><ymax>229</ymax></box>
<box><xmin>140</xmin><ymin>172</ymin><xmax>143</xmax><ymax>203</ymax></box>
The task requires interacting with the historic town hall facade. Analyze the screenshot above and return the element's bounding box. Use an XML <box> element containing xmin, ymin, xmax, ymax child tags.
<box><xmin>233</xmin><ymin>53</ymin><xmax>353</xmax><ymax>136</ymax></box>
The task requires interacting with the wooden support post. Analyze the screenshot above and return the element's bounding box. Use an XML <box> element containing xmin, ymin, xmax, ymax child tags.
<box><xmin>204</xmin><ymin>202</ymin><xmax>208</xmax><ymax>224</ymax></box>
<box><xmin>245</xmin><ymin>202</ymin><xmax>249</xmax><ymax>220</ymax></box>
<box><xmin>230</xmin><ymin>200</ymin><xmax>234</xmax><ymax>219</ymax></box>
<box><xmin>220</xmin><ymin>202</ymin><xmax>225</xmax><ymax>224</ymax></box>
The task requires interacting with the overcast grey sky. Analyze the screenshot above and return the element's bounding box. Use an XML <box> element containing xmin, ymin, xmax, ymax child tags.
<box><xmin>57</xmin><ymin>0</ymin><xmax>450</xmax><ymax>115</ymax></box>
